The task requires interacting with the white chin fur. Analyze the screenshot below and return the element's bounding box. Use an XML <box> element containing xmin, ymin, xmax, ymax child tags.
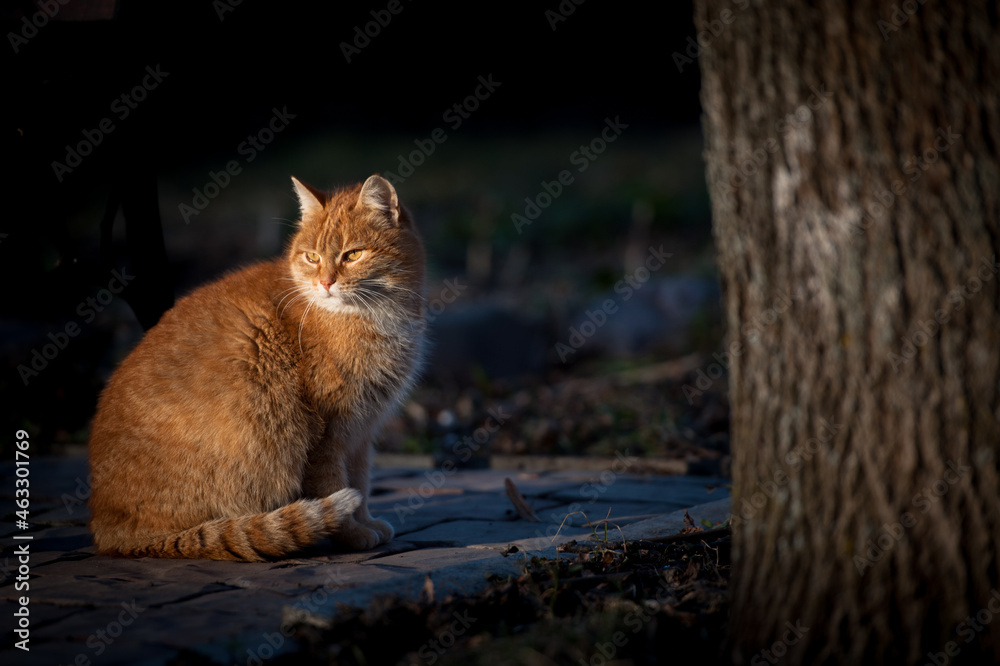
<box><xmin>313</xmin><ymin>295</ymin><xmax>362</xmax><ymax>314</ymax></box>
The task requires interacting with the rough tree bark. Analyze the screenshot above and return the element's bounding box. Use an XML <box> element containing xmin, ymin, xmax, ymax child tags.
<box><xmin>694</xmin><ymin>1</ymin><xmax>1000</xmax><ymax>663</ymax></box>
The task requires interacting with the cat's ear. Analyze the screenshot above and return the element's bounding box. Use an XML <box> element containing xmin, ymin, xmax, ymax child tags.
<box><xmin>291</xmin><ymin>176</ymin><xmax>326</xmax><ymax>222</ymax></box>
<box><xmin>357</xmin><ymin>175</ymin><xmax>400</xmax><ymax>226</ymax></box>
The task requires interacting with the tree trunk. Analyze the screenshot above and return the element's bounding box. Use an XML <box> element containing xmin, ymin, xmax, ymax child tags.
<box><xmin>694</xmin><ymin>0</ymin><xmax>1000</xmax><ymax>663</ymax></box>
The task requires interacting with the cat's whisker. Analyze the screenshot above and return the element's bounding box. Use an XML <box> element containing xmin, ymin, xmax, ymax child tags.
<box><xmin>348</xmin><ymin>287</ymin><xmax>410</xmax><ymax>338</ymax></box>
<box><xmin>279</xmin><ymin>295</ymin><xmax>309</xmax><ymax>321</ymax></box>
<box><xmin>349</xmin><ymin>289</ymin><xmax>385</xmax><ymax>326</ymax></box>
<box><xmin>298</xmin><ymin>297</ymin><xmax>316</xmax><ymax>354</ymax></box>
<box><xmin>274</xmin><ymin>281</ymin><xmax>306</xmax><ymax>302</ymax></box>
<box><xmin>353</xmin><ymin>286</ymin><xmax>403</xmax><ymax>316</ymax></box>
<box><xmin>276</xmin><ymin>284</ymin><xmax>306</xmax><ymax>302</ymax></box>
<box><xmin>351</xmin><ymin>284</ymin><xmax>384</xmax><ymax>299</ymax></box>
<box><xmin>276</xmin><ymin>286</ymin><xmax>310</xmax><ymax>320</ymax></box>
<box><xmin>271</xmin><ymin>217</ymin><xmax>298</xmax><ymax>230</ymax></box>
<box><xmin>384</xmin><ymin>285</ymin><xmax>426</xmax><ymax>303</ymax></box>
<box><xmin>353</xmin><ymin>281</ymin><xmax>422</xmax><ymax>312</ymax></box>
<box><xmin>362</xmin><ymin>275</ymin><xmax>422</xmax><ymax>295</ymax></box>
<box><xmin>274</xmin><ymin>284</ymin><xmax>304</xmax><ymax>299</ymax></box>
<box><xmin>356</xmin><ymin>284</ymin><xmax>427</xmax><ymax>324</ymax></box>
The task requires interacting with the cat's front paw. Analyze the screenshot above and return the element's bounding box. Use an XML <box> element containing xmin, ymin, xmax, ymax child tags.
<box><xmin>367</xmin><ymin>518</ymin><xmax>394</xmax><ymax>545</ymax></box>
<box><xmin>339</xmin><ymin>518</ymin><xmax>394</xmax><ymax>550</ymax></box>
<box><xmin>340</xmin><ymin>522</ymin><xmax>381</xmax><ymax>551</ymax></box>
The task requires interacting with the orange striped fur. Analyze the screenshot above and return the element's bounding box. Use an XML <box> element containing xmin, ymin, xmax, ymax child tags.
<box><xmin>88</xmin><ymin>175</ymin><xmax>425</xmax><ymax>561</ymax></box>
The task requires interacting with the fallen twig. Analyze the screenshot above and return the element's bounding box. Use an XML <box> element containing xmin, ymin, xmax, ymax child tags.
<box><xmin>504</xmin><ymin>477</ymin><xmax>541</xmax><ymax>522</ymax></box>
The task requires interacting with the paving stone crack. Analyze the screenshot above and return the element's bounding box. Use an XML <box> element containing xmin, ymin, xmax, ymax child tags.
<box><xmin>145</xmin><ymin>583</ymin><xmax>246</xmax><ymax>610</ymax></box>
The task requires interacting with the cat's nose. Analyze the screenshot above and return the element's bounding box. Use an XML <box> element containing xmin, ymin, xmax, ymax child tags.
<box><xmin>320</xmin><ymin>278</ymin><xmax>335</xmax><ymax>291</ymax></box>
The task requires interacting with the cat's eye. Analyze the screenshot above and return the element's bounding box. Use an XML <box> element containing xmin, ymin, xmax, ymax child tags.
<box><xmin>343</xmin><ymin>249</ymin><xmax>363</xmax><ymax>262</ymax></box>
<box><xmin>304</xmin><ymin>252</ymin><xmax>321</xmax><ymax>264</ymax></box>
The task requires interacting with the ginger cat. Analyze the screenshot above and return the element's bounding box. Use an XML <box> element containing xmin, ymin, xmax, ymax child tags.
<box><xmin>88</xmin><ymin>175</ymin><xmax>425</xmax><ymax>561</ymax></box>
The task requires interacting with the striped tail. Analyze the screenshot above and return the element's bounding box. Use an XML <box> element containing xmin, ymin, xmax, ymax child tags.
<box><xmin>100</xmin><ymin>489</ymin><xmax>363</xmax><ymax>562</ymax></box>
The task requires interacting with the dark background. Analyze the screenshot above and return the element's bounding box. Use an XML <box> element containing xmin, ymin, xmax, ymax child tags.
<box><xmin>2</xmin><ymin>0</ymin><xmax>723</xmax><ymax>456</ymax></box>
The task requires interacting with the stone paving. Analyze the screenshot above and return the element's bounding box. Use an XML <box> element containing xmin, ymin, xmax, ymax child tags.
<box><xmin>1</xmin><ymin>455</ymin><xmax>730</xmax><ymax>666</ymax></box>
